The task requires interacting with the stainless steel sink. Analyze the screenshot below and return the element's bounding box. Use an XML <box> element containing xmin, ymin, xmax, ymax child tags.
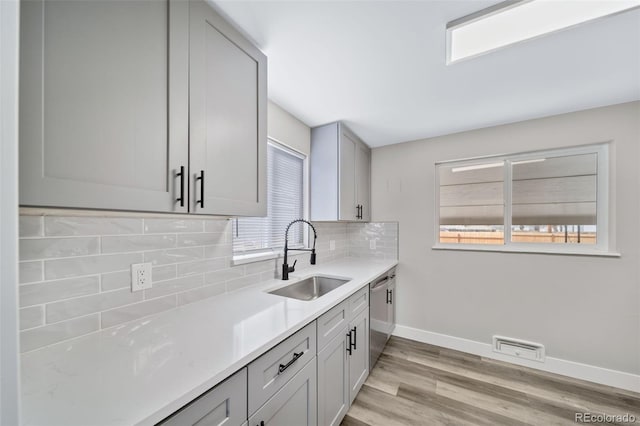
<box><xmin>268</xmin><ymin>276</ymin><xmax>350</xmax><ymax>301</ymax></box>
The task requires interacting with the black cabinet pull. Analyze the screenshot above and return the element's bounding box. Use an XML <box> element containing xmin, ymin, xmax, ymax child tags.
<box><xmin>360</xmin><ymin>204</ymin><xmax>364</xmax><ymax>220</ymax></box>
<box><xmin>390</xmin><ymin>289</ymin><xmax>393</xmax><ymax>304</ymax></box>
<box><xmin>259</xmin><ymin>422</ymin><xmax>264</xmax><ymax>426</ymax></box>
<box><xmin>346</xmin><ymin>331</ymin><xmax>352</xmax><ymax>355</ymax></box>
<box><xmin>351</xmin><ymin>326</ymin><xmax>357</xmax><ymax>350</ymax></box>
<box><xmin>176</xmin><ymin>166</ymin><xmax>185</xmax><ymax>207</ymax></box>
<box><xmin>386</xmin><ymin>289</ymin><xmax>390</xmax><ymax>304</ymax></box>
<box><xmin>278</xmin><ymin>351</ymin><xmax>303</xmax><ymax>374</ymax></box>
<box><xmin>196</xmin><ymin>170</ymin><xmax>204</xmax><ymax>208</ymax></box>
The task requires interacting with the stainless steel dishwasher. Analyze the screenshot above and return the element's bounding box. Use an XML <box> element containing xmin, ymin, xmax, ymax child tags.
<box><xmin>370</xmin><ymin>268</ymin><xmax>396</xmax><ymax>368</ymax></box>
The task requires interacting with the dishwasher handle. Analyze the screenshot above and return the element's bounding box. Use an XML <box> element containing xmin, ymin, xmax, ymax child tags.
<box><xmin>371</xmin><ymin>276</ymin><xmax>389</xmax><ymax>290</ymax></box>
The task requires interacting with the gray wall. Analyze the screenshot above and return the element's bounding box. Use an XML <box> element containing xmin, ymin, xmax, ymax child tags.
<box><xmin>371</xmin><ymin>101</ymin><xmax>640</xmax><ymax>374</ymax></box>
<box><xmin>268</xmin><ymin>100</ymin><xmax>310</xmax><ymax>155</ymax></box>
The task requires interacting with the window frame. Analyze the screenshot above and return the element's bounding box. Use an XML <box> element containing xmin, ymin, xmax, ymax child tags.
<box><xmin>433</xmin><ymin>143</ymin><xmax>617</xmax><ymax>256</ymax></box>
<box><xmin>232</xmin><ymin>138</ymin><xmax>309</xmax><ymax>264</ymax></box>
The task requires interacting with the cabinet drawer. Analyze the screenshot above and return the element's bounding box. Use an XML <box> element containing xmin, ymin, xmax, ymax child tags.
<box><xmin>249</xmin><ymin>357</ymin><xmax>317</xmax><ymax>426</ymax></box>
<box><xmin>248</xmin><ymin>322</ymin><xmax>316</xmax><ymax>415</ymax></box>
<box><xmin>348</xmin><ymin>286</ymin><xmax>369</xmax><ymax>319</ymax></box>
<box><xmin>160</xmin><ymin>368</ymin><xmax>247</xmax><ymax>426</ymax></box>
<box><xmin>316</xmin><ymin>300</ymin><xmax>349</xmax><ymax>351</ymax></box>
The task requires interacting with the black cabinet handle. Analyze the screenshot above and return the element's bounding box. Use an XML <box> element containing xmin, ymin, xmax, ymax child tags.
<box><xmin>259</xmin><ymin>422</ymin><xmax>264</xmax><ymax>426</ymax></box>
<box><xmin>386</xmin><ymin>289</ymin><xmax>390</xmax><ymax>304</ymax></box>
<box><xmin>278</xmin><ymin>351</ymin><xmax>303</xmax><ymax>374</ymax></box>
<box><xmin>346</xmin><ymin>331</ymin><xmax>352</xmax><ymax>355</ymax></box>
<box><xmin>176</xmin><ymin>166</ymin><xmax>185</xmax><ymax>207</ymax></box>
<box><xmin>351</xmin><ymin>326</ymin><xmax>357</xmax><ymax>350</ymax></box>
<box><xmin>196</xmin><ymin>170</ymin><xmax>204</xmax><ymax>208</ymax></box>
<box><xmin>390</xmin><ymin>289</ymin><xmax>393</xmax><ymax>304</ymax></box>
<box><xmin>360</xmin><ymin>204</ymin><xmax>364</xmax><ymax>220</ymax></box>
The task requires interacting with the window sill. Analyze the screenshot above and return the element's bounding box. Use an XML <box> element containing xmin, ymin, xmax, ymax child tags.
<box><xmin>432</xmin><ymin>244</ymin><xmax>621</xmax><ymax>258</ymax></box>
<box><xmin>232</xmin><ymin>251</ymin><xmax>281</xmax><ymax>266</ymax></box>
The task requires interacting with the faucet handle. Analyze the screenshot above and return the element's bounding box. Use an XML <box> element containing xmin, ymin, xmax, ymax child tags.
<box><xmin>290</xmin><ymin>259</ymin><xmax>297</xmax><ymax>271</ymax></box>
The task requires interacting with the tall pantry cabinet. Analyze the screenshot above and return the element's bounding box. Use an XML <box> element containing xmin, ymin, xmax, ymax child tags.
<box><xmin>19</xmin><ymin>0</ymin><xmax>266</xmax><ymax>216</ymax></box>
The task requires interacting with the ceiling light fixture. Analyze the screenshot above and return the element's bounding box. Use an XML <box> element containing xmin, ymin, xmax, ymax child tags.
<box><xmin>446</xmin><ymin>0</ymin><xmax>640</xmax><ymax>64</ymax></box>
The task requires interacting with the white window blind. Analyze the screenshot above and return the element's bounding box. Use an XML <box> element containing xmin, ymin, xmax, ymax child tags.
<box><xmin>436</xmin><ymin>143</ymin><xmax>609</xmax><ymax>253</ymax></box>
<box><xmin>233</xmin><ymin>142</ymin><xmax>305</xmax><ymax>254</ymax></box>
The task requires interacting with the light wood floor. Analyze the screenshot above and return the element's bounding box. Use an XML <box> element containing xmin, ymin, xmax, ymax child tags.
<box><xmin>342</xmin><ymin>336</ymin><xmax>640</xmax><ymax>426</ymax></box>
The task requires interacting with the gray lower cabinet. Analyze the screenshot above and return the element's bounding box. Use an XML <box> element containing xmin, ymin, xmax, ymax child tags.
<box><xmin>248</xmin><ymin>358</ymin><xmax>317</xmax><ymax>426</ymax></box>
<box><xmin>317</xmin><ymin>287</ymin><xmax>371</xmax><ymax>425</ymax></box>
<box><xmin>159</xmin><ymin>368</ymin><xmax>247</xmax><ymax>426</ymax></box>
<box><xmin>317</xmin><ymin>327</ymin><xmax>350</xmax><ymax>426</ymax></box>
<box><xmin>20</xmin><ymin>0</ymin><xmax>266</xmax><ymax>216</ymax></box>
<box><xmin>348</xmin><ymin>307</ymin><xmax>369</xmax><ymax>403</ymax></box>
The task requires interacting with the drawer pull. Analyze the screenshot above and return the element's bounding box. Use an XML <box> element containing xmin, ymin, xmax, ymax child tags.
<box><xmin>278</xmin><ymin>351</ymin><xmax>303</xmax><ymax>374</ymax></box>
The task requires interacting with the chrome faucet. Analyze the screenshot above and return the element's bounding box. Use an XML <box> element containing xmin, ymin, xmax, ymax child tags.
<box><xmin>282</xmin><ymin>219</ymin><xmax>317</xmax><ymax>280</ymax></box>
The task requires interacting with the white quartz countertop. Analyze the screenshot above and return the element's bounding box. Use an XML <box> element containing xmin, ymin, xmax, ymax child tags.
<box><xmin>21</xmin><ymin>258</ymin><xmax>397</xmax><ymax>426</ymax></box>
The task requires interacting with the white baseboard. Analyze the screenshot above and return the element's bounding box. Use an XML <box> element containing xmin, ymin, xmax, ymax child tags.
<box><xmin>392</xmin><ymin>325</ymin><xmax>640</xmax><ymax>394</ymax></box>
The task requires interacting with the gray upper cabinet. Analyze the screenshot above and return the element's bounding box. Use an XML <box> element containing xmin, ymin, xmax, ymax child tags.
<box><xmin>20</xmin><ymin>0</ymin><xmax>266</xmax><ymax>216</ymax></box>
<box><xmin>189</xmin><ymin>0</ymin><xmax>267</xmax><ymax>216</ymax></box>
<box><xmin>310</xmin><ymin>122</ymin><xmax>371</xmax><ymax>221</ymax></box>
<box><xmin>160</xmin><ymin>368</ymin><xmax>247</xmax><ymax>426</ymax></box>
<box><xmin>20</xmin><ymin>0</ymin><xmax>189</xmax><ymax>213</ymax></box>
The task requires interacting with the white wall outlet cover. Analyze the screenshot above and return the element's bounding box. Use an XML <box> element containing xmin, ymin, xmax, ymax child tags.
<box><xmin>131</xmin><ymin>263</ymin><xmax>153</xmax><ymax>292</ymax></box>
<box><xmin>329</xmin><ymin>240</ymin><xmax>336</xmax><ymax>251</ymax></box>
<box><xmin>369</xmin><ymin>239</ymin><xmax>376</xmax><ymax>250</ymax></box>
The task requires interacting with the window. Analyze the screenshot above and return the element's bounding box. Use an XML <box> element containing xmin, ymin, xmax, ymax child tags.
<box><xmin>233</xmin><ymin>141</ymin><xmax>306</xmax><ymax>256</ymax></box>
<box><xmin>435</xmin><ymin>144</ymin><xmax>610</xmax><ymax>254</ymax></box>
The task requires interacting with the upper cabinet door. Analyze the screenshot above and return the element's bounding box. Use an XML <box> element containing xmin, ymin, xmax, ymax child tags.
<box><xmin>189</xmin><ymin>0</ymin><xmax>267</xmax><ymax>216</ymax></box>
<box><xmin>339</xmin><ymin>131</ymin><xmax>357</xmax><ymax>221</ymax></box>
<box><xmin>20</xmin><ymin>0</ymin><xmax>189</xmax><ymax>212</ymax></box>
<box><xmin>356</xmin><ymin>144</ymin><xmax>371</xmax><ymax>221</ymax></box>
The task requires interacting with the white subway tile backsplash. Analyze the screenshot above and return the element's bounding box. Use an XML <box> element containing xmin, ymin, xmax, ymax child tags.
<box><xmin>19</xmin><ymin>216</ymin><xmax>43</xmax><ymax>237</ymax></box>
<box><xmin>177</xmin><ymin>232</ymin><xmax>225</xmax><ymax>247</ymax></box>
<box><xmin>144</xmin><ymin>218</ymin><xmax>204</xmax><ymax>233</ymax></box>
<box><xmin>20</xmin><ymin>306</ymin><xmax>44</xmax><ymax>330</ymax></box>
<box><xmin>20</xmin><ymin>237</ymin><xmax>99</xmax><ymax>261</ymax></box>
<box><xmin>18</xmin><ymin>213</ymin><xmax>396</xmax><ymax>352</ymax></box>
<box><xmin>143</xmin><ymin>275</ymin><xmax>204</xmax><ymax>300</ymax></box>
<box><xmin>152</xmin><ymin>264</ymin><xmax>177</xmax><ymax>282</ymax></box>
<box><xmin>226</xmin><ymin>273</ymin><xmax>262</xmax><ymax>292</ymax></box>
<box><xmin>144</xmin><ymin>247</ymin><xmax>204</xmax><ymax>266</ymax></box>
<box><xmin>177</xmin><ymin>258</ymin><xmax>228</xmax><ymax>277</ymax></box>
<box><xmin>45</xmin><ymin>253</ymin><xmax>143</xmax><ymax>280</ymax></box>
<box><xmin>20</xmin><ymin>261</ymin><xmax>43</xmax><ymax>284</ymax></box>
<box><xmin>46</xmin><ymin>289</ymin><xmax>143</xmax><ymax>324</ymax></box>
<box><xmin>204</xmin><ymin>243</ymin><xmax>233</xmax><ymax>259</ymax></box>
<box><xmin>101</xmin><ymin>270</ymin><xmax>130</xmax><ymax>291</ymax></box>
<box><xmin>102</xmin><ymin>234</ymin><xmax>176</xmax><ymax>253</ymax></box>
<box><xmin>204</xmin><ymin>219</ymin><xmax>230</xmax><ymax>233</ymax></box>
<box><xmin>177</xmin><ymin>283</ymin><xmax>226</xmax><ymax>306</ymax></box>
<box><xmin>20</xmin><ymin>276</ymin><xmax>99</xmax><ymax>307</ymax></box>
<box><xmin>45</xmin><ymin>216</ymin><xmax>142</xmax><ymax>236</ymax></box>
<box><xmin>205</xmin><ymin>268</ymin><xmax>244</xmax><ymax>285</ymax></box>
<box><xmin>21</xmin><ymin>314</ymin><xmax>100</xmax><ymax>352</ymax></box>
<box><xmin>101</xmin><ymin>296</ymin><xmax>176</xmax><ymax>328</ymax></box>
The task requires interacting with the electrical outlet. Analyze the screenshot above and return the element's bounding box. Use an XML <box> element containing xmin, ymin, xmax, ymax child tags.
<box><xmin>369</xmin><ymin>239</ymin><xmax>376</xmax><ymax>250</ymax></box>
<box><xmin>329</xmin><ymin>240</ymin><xmax>336</xmax><ymax>251</ymax></box>
<box><xmin>131</xmin><ymin>263</ymin><xmax>152</xmax><ymax>292</ymax></box>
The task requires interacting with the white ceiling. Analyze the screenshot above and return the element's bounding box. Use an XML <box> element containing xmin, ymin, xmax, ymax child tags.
<box><xmin>213</xmin><ymin>1</ymin><xmax>640</xmax><ymax>147</ymax></box>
